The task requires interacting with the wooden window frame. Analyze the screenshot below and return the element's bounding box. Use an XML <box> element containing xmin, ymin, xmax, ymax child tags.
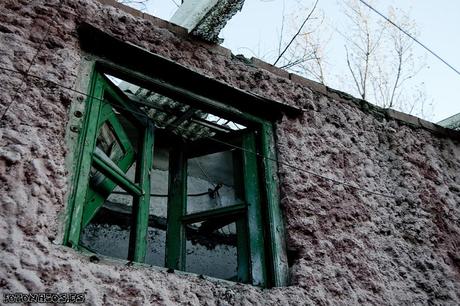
<box><xmin>65</xmin><ymin>61</ymin><xmax>288</xmax><ymax>287</ymax></box>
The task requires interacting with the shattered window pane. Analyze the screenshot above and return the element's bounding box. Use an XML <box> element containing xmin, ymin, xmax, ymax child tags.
<box><xmin>187</xmin><ymin>150</ymin><xmax>243</xmax><ymax>214</ymax></box>
<box><xmin>185</xmin><ymin>220</ymin><xmax>238</xmax><ymax>280</ymax></box>
<box><xmin>96</xmin><ymin>122</ymin><xmax>125</xmax><ymax>161</ymax></box>
<box><xmin>80</xmin><ymin>192</ymin><xmax>134</xmax><ymax>260</ymax></box>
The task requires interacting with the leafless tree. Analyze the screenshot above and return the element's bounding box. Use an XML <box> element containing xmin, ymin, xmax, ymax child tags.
<box><xmin>342</xmin><ymin>1</ymin><xmax>426</xmax><ymax>112</ymax></box>
<box><xmin>342</xmin><ymin>0</ymin><xmax>385</xmax><ymax>101</ymax></box>
<box><xmin>273</xmin><ymin>0</ymin><xmax>330</xmax><ymax>84</ymax></box>
<box><xmin>285</xmin><ymin>26</ymin><xmax>329</xmax><ymax>84</ymax></box>
<box><xmin>273</xmin><ymin>0</ymin><xmax>320</xmax><ymax>65</ymax></box>
<box><xmin>275</xmin><ymin>0</ymin><xmax>430</xmax><ymax>118</ymax></box>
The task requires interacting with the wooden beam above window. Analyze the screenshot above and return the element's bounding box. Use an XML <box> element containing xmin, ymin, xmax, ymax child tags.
<box><xmin>78</xmin><ymin>22</ymin><xmax>302</xmax><ymax>122</ymax></box>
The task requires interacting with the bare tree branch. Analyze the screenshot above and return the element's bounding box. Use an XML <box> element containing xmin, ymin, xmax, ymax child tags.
<box><xmin>277</xmin><ymin>0</ymin><xmax>286</xmax><ymax>56</ymax></box>
<box><xmin>273</xmin><ymin>0</ymin><xmax>320</xmax><ymax>66</ymax></box>
<box><xmin>345</xmin><ymin>45</ymin><xmax>363</xmax><ymax>98</ymax></box>
<box><xmin>273</xmin><ymin>0</ymin><xmax>430</xmax><ymax>118</ymax></box>
<box><xmin>388</xmin><ymin>43</ymin><xmax>403</xmax><ymax>108</ymax></box>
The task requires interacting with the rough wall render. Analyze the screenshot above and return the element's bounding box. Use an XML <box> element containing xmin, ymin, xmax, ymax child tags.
<box><xmin>0</xmin><ymin>0</ymin><xmax>460</xmax><ymax>305</ymax></box>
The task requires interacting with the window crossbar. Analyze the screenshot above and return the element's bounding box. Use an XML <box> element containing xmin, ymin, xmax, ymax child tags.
<box><xmin>92</xmin><ymin>148</ymin><xmax>142</xmax><ymax>197</ymax></box>
<box><xmin>181</xmin><ymin>203</ymin><xmax>246</xmax><ymax>224</ymax></box>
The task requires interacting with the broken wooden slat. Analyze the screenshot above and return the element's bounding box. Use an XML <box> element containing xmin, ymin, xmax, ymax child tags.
<box><xmin>92</xmin><ymin>148</ymin><xmax>142</xmax><ymax>197</ymax></box>
<box><xmin>81</xmin><ymin>102</ymin><xmax>136</xmax><ymax>228</ymax></box>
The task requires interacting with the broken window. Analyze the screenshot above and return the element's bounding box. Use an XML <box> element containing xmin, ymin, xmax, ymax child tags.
<box><xmin>65</xmin><ymin>66</ymin><xmax>286</xmax><ymax>287</ymax></box>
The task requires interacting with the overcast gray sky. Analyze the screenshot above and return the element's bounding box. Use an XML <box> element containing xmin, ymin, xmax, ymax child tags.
<box><xmin>131</xmin><ymin>0</ymin><xmax>460</xmax><ymax>122</ymax></box>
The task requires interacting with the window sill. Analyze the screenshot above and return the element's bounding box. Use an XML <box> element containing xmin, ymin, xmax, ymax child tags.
<box><xmin>65</xmin><ymin>245</ymin><xmax>264</xmax><ymax>289</ymax></box>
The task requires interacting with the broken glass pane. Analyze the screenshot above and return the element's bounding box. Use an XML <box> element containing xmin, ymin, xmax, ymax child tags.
<box><xmin>80</xmin><ymin>193</ymin><xmax>134</xmax><ymax>261</ymax></box>
<box><xmin>96</xmin><ymin>121</ymin><xmax>125</xmax><ymax>160</ymax></box>
<box><xmin>185</xmin><ymin>221</ymin><xmax>237</xmax><ymax>280</ymax></box>
<box><xmin>186</xmin><ymin>150</ymin><xmax>244</xmax><ymax>214</ymax></box>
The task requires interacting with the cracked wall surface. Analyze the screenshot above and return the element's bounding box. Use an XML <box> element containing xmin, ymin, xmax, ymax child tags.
<box><xmin>0</xmin><ymin>0</ymin><xmax>460</xmax><ymax>305</ymax></box>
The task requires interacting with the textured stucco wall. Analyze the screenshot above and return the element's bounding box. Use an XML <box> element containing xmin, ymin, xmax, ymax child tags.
<box><xmin>1</xmin><ymin>0</ymin><xmax>460</xmax><ymax>305</ymax></box>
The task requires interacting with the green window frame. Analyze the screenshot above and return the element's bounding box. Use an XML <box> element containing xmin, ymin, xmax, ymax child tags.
<box><xmin>65</xmin><ymin>62</ymin><xmax>288</xmax><ymax>287</ymax></box>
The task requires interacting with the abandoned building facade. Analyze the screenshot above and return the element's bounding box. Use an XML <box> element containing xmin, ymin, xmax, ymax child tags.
<box><xmin>1</xmin><ymin>0</ymin><xmax>460</xmax><ymax>304</ymax></box>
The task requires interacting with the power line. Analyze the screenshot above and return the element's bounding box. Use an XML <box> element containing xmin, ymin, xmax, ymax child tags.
<box><xmin>206</xmin><ymin>137</ymin><xmax>395</xmax><ymax>199</ymax></box>
<box><xmin>111</xmin><ymin>183</ymin><xmax>222</xmax><ymax>198</ymax></box>
<box><xmin>0</xmin><ymin>65</ymin><xmax>397</xmax><ymax>200</ymax></box>
<box><xmin>169</xmin><ymin>0</ymin><xmax>180</xmax><ymax>8</ymax></box>
<box><xmin>357</xmin><ymin>0</ymin><xmax>460</xmax><ymax>77</ymax></box>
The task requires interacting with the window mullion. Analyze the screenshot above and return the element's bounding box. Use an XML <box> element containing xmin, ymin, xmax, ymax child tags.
<box><xmin>165</xmin><ymin>145</ymin><xmax>187</xmax><ymax>270</ymax></box>
<box><xmin>128</xmin><ymin>121</ymin><xmax>155</xmax><ymax>263</ymax></box>
<box><xmin>242</xmin><ymin>131</ymin><xmax>267</xmax><ymax>287</ymax></box>
<box><xmin>260</xmin><ymin>122</ymin><xmax>289</xmax><ymax>287</ymax></box>
<box><xmin>235</xmin><ymin>217</ymin><xmax>250</xmax><ymax>283</ymax></box>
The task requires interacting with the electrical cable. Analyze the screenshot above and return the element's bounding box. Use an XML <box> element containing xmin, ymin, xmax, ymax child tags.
<box><xmin>357</xmin><ymin>0</ymin><xmax>460</xmax><ymax>77</ymax></box>
<box><xmin>111</xmin><ymin>183</ymin><xmax>223</xmax><ymax>198</ymax></box>
<box><xmin>194</xmin><ymin>159</ymin><xmax>217</xmax><ymax>189</ymax></box>
<box><xmin>193</xmin><ymin>159</ymin><xmax>225</xmax><ymax>205</ymax></box>
<box><xmin>0</xmin><ymin>65</ymin><xmax>397</xmax><ymax>199</ymax></box>
<box><xmin>169</xmin><ymin>0</ymin><xmax>180</xmax><ymax>8</ymax></box>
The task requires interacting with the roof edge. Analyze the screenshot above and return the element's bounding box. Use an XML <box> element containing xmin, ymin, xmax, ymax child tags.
<box><xmin>92</xmin><ymin>0</ymin><xmax>460</xmax><ymax>140</ymax></box>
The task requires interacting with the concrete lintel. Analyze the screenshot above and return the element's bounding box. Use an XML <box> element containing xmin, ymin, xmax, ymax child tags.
<box><xmin>170</xmin><ymin>0</ymin><xmax>219</xmax><ymax>31</ymax></box>
<box><xmin>437</xmin><ymin>112</ymin><xmax>460</xmax><ymax>130</ymax></box>
<box><xmin>170</xmin><ymin>0</ymin><xmax>245</xmax><ymax>43</ymax></box>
